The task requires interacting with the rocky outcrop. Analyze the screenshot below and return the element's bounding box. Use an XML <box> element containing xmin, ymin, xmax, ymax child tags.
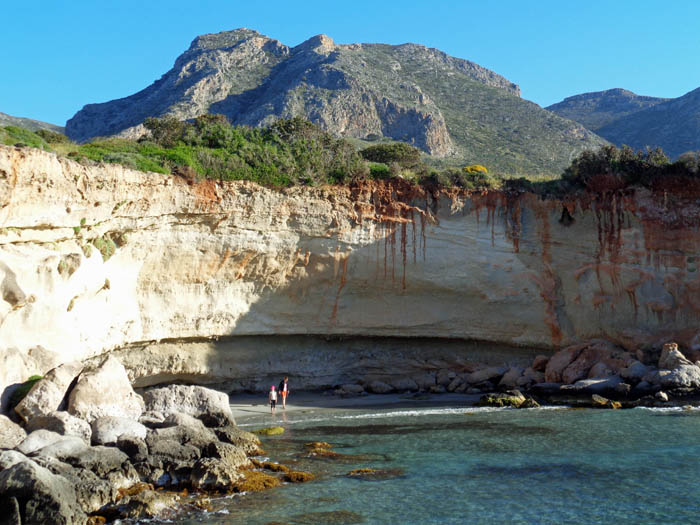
<box><xmin>65</xmin><ymin>29</ymin><xmax>607</xmax><ymax>175</ymax></box>
<box><xmin>2</xmin><ymin>146</ymin><xmax>700</xmax><ymax>399</ymax></box>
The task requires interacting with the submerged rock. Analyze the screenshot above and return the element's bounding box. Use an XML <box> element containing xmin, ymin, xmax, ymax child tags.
<box><xmin>476</xmin><ymin>390</ymin><xmax>527</xmax><ymax>408</ymax></box>
<box><xmin>251</xmin><ymin>426</ymin><xmax>284</xmax><ymax>436</ymax></box>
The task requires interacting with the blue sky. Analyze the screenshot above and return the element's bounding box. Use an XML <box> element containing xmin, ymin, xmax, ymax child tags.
<box><xmin>2</xmin><ymin>0</ymin><xmax>699</xmax><ymax>125</ymax></box>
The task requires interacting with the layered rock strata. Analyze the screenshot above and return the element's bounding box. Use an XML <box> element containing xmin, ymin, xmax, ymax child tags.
<box><xmin>1</xmin><ymin>145</ymin><xmax>700</xmax><ymax>403</ymax></box>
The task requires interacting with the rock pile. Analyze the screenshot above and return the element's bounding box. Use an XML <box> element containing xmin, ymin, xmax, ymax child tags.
<box><xmin>333</xmin><ymin>341</ymin><xmax>700</xmax><ymax>407</ymax></box>
<box><xmin>0</xmin><ymin>357</ymin><xmax>263</xmax><ymax>524</ymax></box>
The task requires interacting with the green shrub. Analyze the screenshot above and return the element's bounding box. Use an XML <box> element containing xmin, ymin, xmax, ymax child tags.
<box><xmin>360</xmin><ymin>142</ymin><xmax>422</xmax><ymax>168</ymax></box>
<box><xmin>36</xmin><ymin>129</ymin><xmax>71</xmax><ymax>143</ymax></box>
<box><xmin>9</xmin><ymin>375</ymin><xmax>43</xmax><ymax>410</ymax></box>
<box><xmin>1</xmin><ymin>126</ymin><xmax>49</xmax><ymax>150</ymax></box>
<box><xmin>368</xmin><ymin>162</ymin><xmax>391</xmax><ymax>179</ymax></box>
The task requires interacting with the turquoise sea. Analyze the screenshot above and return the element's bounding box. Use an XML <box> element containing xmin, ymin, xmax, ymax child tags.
<box><xmin>176</xmin><ymin>403</ymin><xmax>700</xmax><ymax>524</ymax></box>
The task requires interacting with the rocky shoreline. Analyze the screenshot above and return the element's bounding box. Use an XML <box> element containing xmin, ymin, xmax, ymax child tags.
<box><xmin>0</xmin><ymin>356</ymin><xmax>313</xmax><ymax>524</ymax></box>
<box><xmin>330</xmin><ymin>341</ymin><xmax>700</xmax><ymax>410</ymax></box>
<box><xmin>2</xmin><ymin>340</ymin><xmax>699</xmax><ymax>523</ymax></box>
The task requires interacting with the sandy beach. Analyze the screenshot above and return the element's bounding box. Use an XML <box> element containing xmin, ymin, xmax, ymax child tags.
<box><xmin>229</xmin><ymin>391</ymin><xmax>481</xmax><ymax>423</ymax></box>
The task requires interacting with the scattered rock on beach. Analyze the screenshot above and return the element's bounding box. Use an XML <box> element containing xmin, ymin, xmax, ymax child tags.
<box><xmin>91</xmin><ymin>416</ymin><xmax>148</xmax><ymax>445</ymax></box>
<box><xmin>14</xmin><ymin>361</ymin><xmax>84</xmax><ymax>423</ymax></box>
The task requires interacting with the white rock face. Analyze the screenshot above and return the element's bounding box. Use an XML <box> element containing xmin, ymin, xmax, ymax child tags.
<box><xmin>15</xmin><ymin>361</ymin><xmax>83</xmax><ymax>423</ymax></box>
<box><xmin>67</xmin><ymin>357</ymin><xmax>144</xmax><ymax>423</ymax></box>
<box><xmin>1</xmin><ymin>146</ymin><xmax>700</xmax><ymax>394</ymax></box>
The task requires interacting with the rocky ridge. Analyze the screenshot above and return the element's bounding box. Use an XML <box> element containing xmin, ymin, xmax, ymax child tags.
<box><xmin>66</xmin><ymin>28</ymin><xmax>606</xmax><ymax>175</ymax></box>
<box><xmin>0</xmin><ymin>112</ymin><xmax>65</xmax><ymax>134</ymax></box>
<box><xmin>548</xmin><ymin>87</ymin><xmax>700</xmax><ymax>158</ymax></box>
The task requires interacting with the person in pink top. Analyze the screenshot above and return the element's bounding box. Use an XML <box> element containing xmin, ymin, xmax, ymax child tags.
<box><xmin>269</xmin><ymin>385</ymin><xmax>277</xmax><ymax>414</ymax></box>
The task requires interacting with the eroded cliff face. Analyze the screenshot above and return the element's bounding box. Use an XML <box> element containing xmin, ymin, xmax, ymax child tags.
<box><xmin>1</xmin><ymin>146</ymin><xmax>699</xmax><ymax>401</ymax></box>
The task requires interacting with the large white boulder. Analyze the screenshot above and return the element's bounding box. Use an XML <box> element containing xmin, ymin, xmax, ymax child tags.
<box><xmin>67</xmin><ymin>357</ymin><xmax>144</xmax><ymax>423</ymax></box>
<box><xmin>15</xmin><ymin>361</ymin><xmax>84</xmax><ymax>423</ymax></box>
<box><xmin>142</xmin><ymin>385</ymin><xmax>234</xmax><ymax>427</ymax></box>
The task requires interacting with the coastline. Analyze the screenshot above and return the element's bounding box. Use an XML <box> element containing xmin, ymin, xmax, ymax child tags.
<box><xmin>230</xmin><ymin>391</ymin><xmax>483</xmax><ymax>424</ymax></box>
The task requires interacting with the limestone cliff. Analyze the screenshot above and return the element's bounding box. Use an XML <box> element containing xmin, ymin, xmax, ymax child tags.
<box><xmin>2</xmin><ymin>145</ymin><xmax>699</xmax><ymax>404</ymax></box>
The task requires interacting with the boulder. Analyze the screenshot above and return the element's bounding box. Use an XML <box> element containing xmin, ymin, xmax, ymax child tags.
<box><xmin>658</xmin><ymin>365</ymin><xmax>700</xmax><ymax>389</ymax></box>
<box><xmin>436</xmin><ymin>369</ymin><xmax>456</xmax><ymax>387</ymax></box>
<box><xmin>658</xmin><ymin>343</ymin><xmax>693</xmax><ymax>370</ymax></box>
<box><xmin>14</xmin><ymin>361</ymin><xmax>83</xmax><ymax>423</ymax></box>
<box><xmin>17</xmin><ymin>430</ymin><xmax>64</xmax><ymax>455</ymax></box>
<box><xmin>571</xmin><ymin>376</ymin><xmax>623</xmax><ymax>395</ymax></box>
<box><xmin>142</xmin><ymin>385</ymin><xmax>234</xmax><ymax>427</ymax></box>
<box><xmin>68</xmin><ymin>357</ymin><xmax>144</xmax><ymax>423</ymax></box>
<box><xmin>0</xmin><ymin>415</ymin><xmax>26</xmax><ymax>450</ymax></box>
<box><xmin>101</xmin><ymin>489</ymin><xmax>180</xmax><ymax>520</ymax></box>
<box><xmin>160</xmin><ymin>412</ymin><xmax>207</xmax><ymax>429</ymax></box>
<box><xmin>620</xmin><ymin>361</ymin><xmax>649</xmax><ymax>382</ymax></box>
<box><xmin>116</xmin><ymin>436</ymin><xmax>149</xmax><ymax>459</ymax></box>
<box><xmin>26</xmin><ymin>411</ymin><xmax>92</xmax><ymax>444</ymax></box>
<box><xmin>189</xmin><ymin>457</ymin><xmax>241</xmax><ymax>490</ymax></box>
<box><xmin>0</xmin><ymin>460</ymin><xmax>87</xmax><ymax>524</ymax></box>
<box><xmin>366</xmin><ymin>381</ymin><xmax>393</xmax><ymax>394</ymax></box>
<box><xmin>33</xmin><ymin>455</ymin><xmax>119</xmax><ymax>514</ymax></box>
<box><xmin>545</xmin><ymin>344</ymin><xmax>586</xmax><ymax>383</ymax></box>
<box><xmin>388</xmin><ymin>377</ymin><xmax>419</xmax><ymax>392</ymax></box>
<box><xmin>91</xmin><ymin>416</ymin><xmax>148</xmax><ymax>445</ymax></box>
<box><xmin>32</xmin><ymin>436</ymin><xmax>89</xmax><ymax>460</ymax></box>
<box><xmin>446</xmin><ymin>377</ymin><xmax>464</xmax><ymax>392</ymax></box>
<box><xmin>412</xmin><ymin>373</ymin><xmax>436</xmax><ymax>391</ymax></box>
<box><xmin>531</xmin><ymin>355</ymin><xmax>550</xmax><ymax>372</ymax></box>
<box><xmin>466</xmin><ymin>366</ymin><xmax>507</xmax><ymax>385</ymax></box>
<box><xmin>214</xmin><ymin>425</ymin><xmax>263</xmax><ymax>456</ymax></box>
<box><xmin>0</xmin><ymin>495</ymin><xmax>20</xmax><ymax>525</ymax></box>
<box><xmin>476</xmin><ymin>391</ymin><xmax>526</xmax><ymax>408</ymax></box>
<box><xmin>498</xmin><ymin>367</ymin><xmax>523</xmax><ymax>388</ymax></box>
<box><xmin>0</xmin><ymin>450</ymin><xmax>27</xmax><ymax>470</ymax></box>
<box><xmin>591</xmin><ymin>394</ymin><xmax>621</xmax><ymax>409</ymax></box>
<box><xmin>337</xmin><ymin>384</ymin><xmax>365</xmax><ymax>395</ymax></box>
<box><xmin>588</xmin><ymin>362</ymin><xmax>614</xmax><ymax>379</ymax></box>
<box><xmin>203</xmin><ymin>441</ymin><xmax>249</xmax><ymax>470</ymax></box>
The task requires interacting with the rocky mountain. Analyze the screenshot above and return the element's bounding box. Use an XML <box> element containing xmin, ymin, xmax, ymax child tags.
<box><xmin>0</xmin><ymin>111</ymin><xmax>64</xmax><ymax>133</ymax></box>
<box><xmin>548</xmin><ymin>87</ymin><xmax>700</xmax><ymax>158</ymax></box>
<box><xmin>66</xmin><ymin>28</ymin><xmax>606</xmax><ymax>176</ymax></box>
<box><xmin>546</xmin><ymin>88</ymin><xmax>669</xmax><ymax>132</ymax></box>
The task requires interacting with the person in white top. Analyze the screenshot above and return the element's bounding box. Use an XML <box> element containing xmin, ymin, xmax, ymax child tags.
<box><xmin>269</xmin><ymin>385</ymin><xmax>277</xmax><ymax>414</ymax></box>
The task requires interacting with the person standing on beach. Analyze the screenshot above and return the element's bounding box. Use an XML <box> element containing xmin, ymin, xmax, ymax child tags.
<box><xmin>269</xmin><ymin>385</ymin><xmax>277</xmax><ymax>414</ymax></box>
<box><xmin>278</xmin><ymin>376</ymin><xmax>289</xmax><ymax>410</ymax></box>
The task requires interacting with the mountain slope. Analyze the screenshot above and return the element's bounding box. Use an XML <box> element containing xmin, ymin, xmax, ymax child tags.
<box><xmin>0</xmin><ymin>112</ymin><xmax>64</xmax><ymax>133</ymax></box>
<box><xmin>66</xmin><ymin>28</ymin><xmax>606</xmax><ymax>176</ymax></box>
<box><xmin>546</xmin><ymin>88</ymin><xmax>668</xmax><ymax>131</ymax></box>
<box><xmin>595</xmin><ymin>87</ymin><xmax>700</xmax><ymax>158</ymax></box>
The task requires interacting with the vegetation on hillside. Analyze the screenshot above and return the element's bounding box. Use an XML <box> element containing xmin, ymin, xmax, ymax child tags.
<box><xmin>3</xmin><ymin>117</ymin><xmax>699</xmax><ymax>196</ymax></box>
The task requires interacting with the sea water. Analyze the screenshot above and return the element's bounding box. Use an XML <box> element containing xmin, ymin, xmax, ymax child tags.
<box><xmin>175</xmin><ymin>403</ymin><xmax>700</xmax><ymax>524</ymax></box>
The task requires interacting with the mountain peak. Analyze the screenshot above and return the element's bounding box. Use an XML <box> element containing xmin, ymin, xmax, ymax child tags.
<box><xmin>65</xmin><ymin>29</ymin><xmax>605</xmax><ymax>175</ymax></box>
<box><xmin>293</xmin><ymin>34</ymin><xmax>336</xmax><ymax>54</ymax></box>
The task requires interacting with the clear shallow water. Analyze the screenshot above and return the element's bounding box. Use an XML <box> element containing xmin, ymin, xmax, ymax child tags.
<box><xmin>176</xmin><ymin>405</ymin><xmax>700</xmax><ymax>524</ymax></box>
